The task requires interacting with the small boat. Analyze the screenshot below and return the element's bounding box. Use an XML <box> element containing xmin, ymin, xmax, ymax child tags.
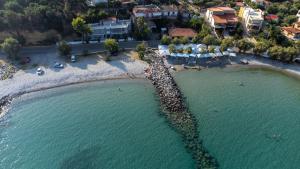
<box><xmin>240</xmin><ymin>59</ymin><xmax>249</xmax><ymax>65</ymax></box>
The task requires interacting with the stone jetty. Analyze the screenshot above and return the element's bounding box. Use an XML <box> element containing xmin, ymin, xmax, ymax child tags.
<box><xmin>0</xmin><ymin>95</ymin><xmax>13</xmax><ymax>117</ymax></box>
<box><xmin>145</xmin><ymin>49</ymin><xmax>218</xmax><ymax>169</ymax></box>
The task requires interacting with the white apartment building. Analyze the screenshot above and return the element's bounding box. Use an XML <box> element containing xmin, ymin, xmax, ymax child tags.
<box><xmin>239</xmin><ymin>6</ymin><xmax>264</xmax><ymax>33</ymax></box>
<box><xmin>89</xmin><ymin>18</ymin><xmax>131</xmax><ymax>40</ymax></box>
<box><xmin>205</xmin><ymin>7</ymin><xmax>238</xmax><ymax>30</ymax></box>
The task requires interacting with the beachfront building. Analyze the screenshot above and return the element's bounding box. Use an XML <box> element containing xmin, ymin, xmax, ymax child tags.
<box><xmin>132</xmin><ymin>5</ymin><xmax>162</xmax><ymax>19</ymax></box>
<box><xmin>239</xmin><ymin>6</ymin><xmax>264</xmax><ymax>33</ymax></box>
<box><xmin>281</xmin><ymin>22</ymin><xmax>300</xmax><ymax>40</ymax></box>
<box><xmin>168</xmin><ymin>28</ymin><xmax>197</xmax><ymax>40</ymax></box>
<box><xmin>205</xmin><ymin>7</ymin><xmax>238</xmax><ymax>31</ymax></box>
<box><xmin>132</xmin><ymin>5</ymin><xmax>178</xmax><ymax>20</ymax></box>
<box><xmin>161</xmin><ymin>5</ymin><xmax>178</xmax><ymax>19</ymax></box>
<box><xmin>89</xmin><ymin>17</ymin><xmax>131</xmax><ymax>40</ymax></box>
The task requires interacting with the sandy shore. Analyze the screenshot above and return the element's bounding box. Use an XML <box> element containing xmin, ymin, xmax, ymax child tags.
<box><xmin>233</xmin><ymin>55</ymin><xmax>300</xmax><ymax>79</ymax></box>
<box><xmin>0</xmin><ymin>56</ymin><xmax>148</xmax><ymax>118</ymax></box>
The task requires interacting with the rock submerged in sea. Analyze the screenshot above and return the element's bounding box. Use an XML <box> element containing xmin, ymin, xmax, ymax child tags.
<box><xmin>145</xmin><ymin>49</ymin><xmax>218</xmax><ymax>169</ymax></box>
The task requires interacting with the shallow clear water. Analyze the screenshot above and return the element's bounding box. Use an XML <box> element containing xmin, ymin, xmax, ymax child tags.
<box><xmin>1</xmin><ymin>68</ymin><xmax>300</xmax><ymax>169</ymax></box>
<box><xmin>0</xmin><ymin>80</ymin><xmax>194</xmax><ymax>169</ymax></box>
<box><xmin>175</xmin><ymin>67</ymin><xmax>300</xmax><ymax>169</ymax></box>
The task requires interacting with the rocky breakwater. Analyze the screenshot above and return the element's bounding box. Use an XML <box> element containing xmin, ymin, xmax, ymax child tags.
<box><xmin>145</xmin><ymin>49</ymin><xmax>218</xmax><ymax>169</ymax></box>
<box><xmin>0</xmin><ymin>95</ymin><xmax>13</xmax><ymax>118</ymax></box>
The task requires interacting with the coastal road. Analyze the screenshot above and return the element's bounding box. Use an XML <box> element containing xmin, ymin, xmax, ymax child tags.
<box><xmin>0</xmin><ymin>40</ymin><xmax>160</xmax><ymax>58</ymax></box>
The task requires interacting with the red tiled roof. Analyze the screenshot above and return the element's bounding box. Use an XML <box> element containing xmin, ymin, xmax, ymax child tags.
<box><xmin>168</xmin><ymin>28</ymin><xmax>197</xmax><ymax>38</ymax></box>
<box><xmin>236</xmin><ymin>2</ymin><xmax>244</xmax><ymax>7</ymax></box>
<box><xmin>133</xmin><ymin>5</ymin><xmax>161</xmax><ymax>14</ymax></box>
<box><xmin>212</xmin><ymin>14</ymin><xmax>238</xmax><ymax>24</ymax></box>
<box><xmin>207</xmin><ymin>6</ymin><xmax>235</xmax><ymax>12</ymax></box>
<box><xmin>281</xmin><ymin>27</ymin><xmax>300</xmax><ymax>34</ymax></box>
<box><xmin>265</xmin><ymin>14</ymin><xmax>278</xmax><ymax>21</ymax></box>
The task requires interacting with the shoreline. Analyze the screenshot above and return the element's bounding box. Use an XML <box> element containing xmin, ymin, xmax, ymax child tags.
<box><xmin>0</xmin><ymin>74</ymin><xmax>146</xmax><ymax>119</ymax></box>
<box><xmin>0</xmin><ymin>57</ymin><xmax>149</xmax><ymax>119</ymax></box>
<box><xmin>2</xmin><ymin>55</ymin><xmax>300</xmax><ymax>119</ymax></box>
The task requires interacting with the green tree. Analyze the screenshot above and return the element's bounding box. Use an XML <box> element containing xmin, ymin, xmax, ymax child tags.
<box><xmin>72</xmin><ymin>16</ymin><xmax>91</xmax><ymax>43</ymax></box>
<box><xmin>284</xmin><ymin>47</ymin><xmax>299</xmax><ymax>62</ymax></box>
<box><xmin>180</xmin><ymin>37</ymin><xmax>189</xmax><ymax>44</ymax></box>
<box><xmin>168</xmin><ymin>44</ymin><xmax>176</xmax><ymax>53</ymax></box>
<box><xmin>104</xmin><ymin>39</ymin><xmax>119</xmax><ymax>54</ymax></box>
<box><xmin>98</xmin><ymin>11</ymin><xmax>108</xmax><ymax>20</ymax></box>
<box><xmin>136</xmin><ymin>42</ymin><xmax>147</xmax><ymax>60</ymax></box>
<box><xmin>4</xmin><ymin>1</ymin><xmax>23</xmax><ymax>12</ymax></box>
<box><xmin>2</xmin><ymin>10</ymin><xmax>24</xmax><ymax>35</ymax></box>
<box><xmin>171</xmin><ymin>37</ymin><xmax>181</xmax><ymax>45</ymax></box>
<box><xmin>268</xmin><ymin>46</ymin><xmax>288</xmax><ymax>60</ymax></box>
<box><xmin>134</xmin><ymin>17</ymin><xmax>150</xmax><ymax>40</ymax></box>
<box><xmin>24</xmin><ymin>3</ymin><xmax>48</xmax><ymax>28</ymax></box>
<box><xmin>253</xmin><ymin>41</ymin><xmax>270</xmax><ymax>55</ymax></box>
<box><xmin>208</xmin><ymin>46</ymin><xmax>215</xmax><ymax>53</ymax></box>
<box><xmin>283</xmin><ymin>15</ymin><xmax>298</xmax><ymax>25</ymax></box>
<box><xmin>57</xmin><ymin>41</ymin><xmax>72</xmax><ymax>57</ymax></box>
<box><xmin>220</xmin><ymin>38</ymin><xmax>234</xmax><ymax>51</ymax></box>
<box><xmin>202</xmin><ymin>35</ymin><xmax>219</xmax><ymax>47</ymax></box>
<box><xmin>189</xmin><ymin>17</ymin><xmax>204</xmax><ymax>30</ymax></box>
<box><xmin>1</xmin><ymin>37</ymin><xmax>21</xmax><ymax>60</ymax></box>
<box><xmin>198</xmin><ymin>24</ymin><xmax>211</xmax><ymax>38</ymax></box>
<box><xmin>235</xmin><ymin>39</ymin><xmax>254</xmax><ymax>53</ymax></box>
<box><xmin>191</xmin><ymin>35</ymin><xmax>201</xmax><ymax>44</ymax></box>
<box><xmin>161</xmin><ymin>35</ymin><xmax>171</xmax><ymax>45</ymax></box>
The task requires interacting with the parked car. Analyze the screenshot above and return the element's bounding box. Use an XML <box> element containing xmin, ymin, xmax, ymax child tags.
<box><xmin>54</xmin><ymin>62</ymin><xmax>64</xmax><ymax>68</ymax></box>
<box><xmin>36</xmin><ymin>68</ymin><xmax>44</xmax><ymax>76</ymax></box>
<box><xmin>71</xmin><ymin>55</ymin><xmax>76</xmax><ymax>62</ymax></box>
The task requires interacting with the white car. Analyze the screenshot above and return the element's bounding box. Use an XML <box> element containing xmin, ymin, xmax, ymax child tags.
<box><xmin>36</xmin><ymin>68</ymin><xmax>44</xmax><ymax>76</ymax></box>
<box><xmin>54</xmin><ymin>62</ymin><xmax>64</xmax><ymax>68</ymax></box>
<box><xmin>71</xmin><ymin>55</ymin><xmax>76</xmax><ymax>62</ymax></box>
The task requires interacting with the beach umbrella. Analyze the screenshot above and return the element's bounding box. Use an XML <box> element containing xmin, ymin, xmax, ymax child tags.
<box><xmin>190</xmin><ymin>54</ymin><xmax>196</xmax><ymax>57</ymax></box>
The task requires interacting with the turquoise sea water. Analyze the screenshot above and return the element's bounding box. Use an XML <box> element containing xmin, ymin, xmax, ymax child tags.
<box><xmin>175</xmin><ymin>68</ymin><xmax>300</xmax><ymax>169</ymax></box>
<box><xmin>1</xmin><ymin>68</ymin><xmax>300</xmax><ymax>169</ymax></box>
<box><xmin>0</xmin><ymin>80</ymin><xmax>194</xmax><ymax>169</ymax></box>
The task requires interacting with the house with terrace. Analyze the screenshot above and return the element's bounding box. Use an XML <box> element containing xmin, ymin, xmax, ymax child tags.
<box><xmin>205</xmin><ymin>7</ymin><xmax>238</xmax><ymax>32</ymax></box>
<box><xmin>281</xmin><ymin>22</ymin><xmax>300</xmax><ymax>40</ymax></box>
<box><xmin>132</xmin><ymin>5</ymin><xmax>179</xmax><ymax>20</ymax></box>
<box><xmin>132</xmin><ymin>5</ymin><xmax>162</xmax><ymax>19</ymax></box>
<box><xmin>89</xmin><ymin>17</ymin><xmax>131</xmax><ymax>40</ymax></box>
<box><xmin>239</xmin><ymin>6</ymin><xmax>264</xmax><ymax>33</ymax></box>
<box><xmin>168</xmin><ymin>28</ymin><xmax>197</xmax><ymax>40</ymax></box>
